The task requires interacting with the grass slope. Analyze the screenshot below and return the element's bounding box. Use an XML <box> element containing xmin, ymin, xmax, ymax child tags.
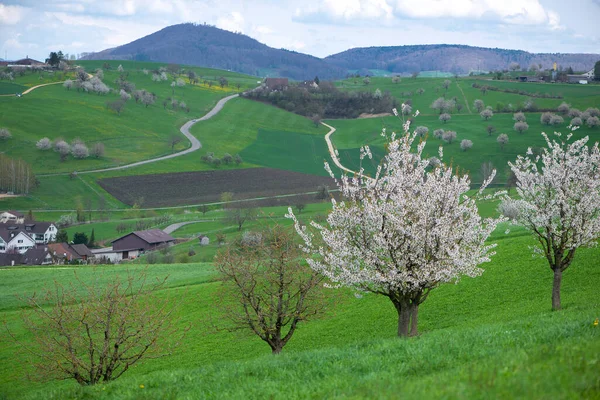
<box><xmin>0</xmin><ymin>232</ymin><xmax>598</xmax><ymax>398</ymax></box>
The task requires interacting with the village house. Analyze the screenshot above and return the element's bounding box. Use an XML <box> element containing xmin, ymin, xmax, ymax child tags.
<box><xmin>0</xmin><ymin>222</ymin><xmax>58</xmax><ymax>254</ymax></box>
<box><xmin>48</xmin><ymin>243</ymin><xmax>94</xmax><ymax>264</ymax></box>
<box><xmin>109</xmin><ymin>229</ymin><xmax>176</xmax><ymax>260</ymax></box>
<box><xmin>0</xmin><ymin>211</ymin><xmax>25</xmax><ymax>224</ymax></box>
<box><xmin>0</xmin><ymin>247</ymin><xmax>52</xmax><ymax>266</ymax></box>
<box><xmin>264</xmin><ymin>78</ymin><xmax>289</xmax><ymax>91</ymax></box>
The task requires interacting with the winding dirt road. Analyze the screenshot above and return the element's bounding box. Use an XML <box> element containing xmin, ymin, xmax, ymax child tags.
<box><xmin>37</xmin><ymin>94</ymin><xmax>239</xmax><ymax>176</ymax></box>
<box><xmin>0</xmin><ymin>80</ymin><xmax>65</xmax><ymax>97</ymax></box>
<box><xmin>322</xmin><ymin>121</ymin><xmax>358</xmax><ymax>176</ymax></box>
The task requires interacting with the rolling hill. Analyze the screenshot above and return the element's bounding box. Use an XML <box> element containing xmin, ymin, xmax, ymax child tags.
<box><xmin>81</xmin><ymin>23</ymin><xmax>346</xmax><ymax>80</ymax></box>
<box><xmin>82</xmin><ymin>23</ymin><xmax>599</xmax><ymax>80</ymax></box>
<box><xmin>325</xmin><ymin>44</ymin><xmax>600</xmax><ymax>75</ymax></box>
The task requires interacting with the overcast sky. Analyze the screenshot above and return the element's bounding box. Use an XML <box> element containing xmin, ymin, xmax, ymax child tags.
<box><xmin>1</xmin><ymin>0</ymin><xmax>599</xmax><ymax>61</ymax></box>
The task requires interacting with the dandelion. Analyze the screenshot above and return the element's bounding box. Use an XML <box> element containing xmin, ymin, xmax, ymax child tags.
<box><xmin>140</xmin><ymin>384</ymin><xmax>145</xmax><ymax>389</ymax></box>
<box><xmin>594</xmin><ymin>318</ymin><xmax>599</xmax><ymax>327</ymax></box>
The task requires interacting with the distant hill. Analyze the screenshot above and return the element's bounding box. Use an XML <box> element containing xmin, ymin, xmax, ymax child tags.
<box><xmin>324</xmin><ymin>44</ymin><xmax>599</xmax><ymax>75</ymax></box>
<box><xmin>82</xmin><ymin>24</ymin><xmax>599</xmax><ymax>79</ymax></box>
<box><xmin>81</xmin><ymin>23</ymin><xmax>346</xmax><ymax>80</ymax></box>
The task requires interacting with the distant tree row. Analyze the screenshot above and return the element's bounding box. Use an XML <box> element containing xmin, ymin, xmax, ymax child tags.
<box><xmin>36</xmin><ymin>137</ymin><xmax>104</xmax><ymax>161</ymax></box>
<box><xmin>0</xmin><ymin>154</ymin><xmax>37</xmax><ymax>194</ymax></box>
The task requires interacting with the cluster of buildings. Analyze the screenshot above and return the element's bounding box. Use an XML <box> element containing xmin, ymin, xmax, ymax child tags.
<box><xmin>0</xmin><ymin>210</ymin><xmax>176</xmax><ymax>267</ymax></box>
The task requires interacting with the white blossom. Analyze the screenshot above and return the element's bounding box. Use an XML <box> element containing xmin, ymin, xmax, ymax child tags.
<box><xmin>287</xmin><ymin>121</ymin><xmax>503</xmax><ymax>336</ymax></box>
<box><xmin>505</xmin><ymin>132</ymin><xmax>600</xmax><ymax>310</ymax></box>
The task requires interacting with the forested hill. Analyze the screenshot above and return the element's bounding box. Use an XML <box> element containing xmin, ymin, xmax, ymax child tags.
<box><xmin>324</xmin><ymin>44</ymin><xmax>600</xmax><ymax>75</ymax></box>
<box><xmin>81</xmin><ymin>23</ymin><xmax>346</xmax><ymax>80</ymax></box>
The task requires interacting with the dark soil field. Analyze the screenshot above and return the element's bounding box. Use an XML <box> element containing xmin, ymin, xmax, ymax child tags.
<box><xmin>98</xmin><ymin>168</ymin><xmax>335</xmax><ymax>207</ymax></box>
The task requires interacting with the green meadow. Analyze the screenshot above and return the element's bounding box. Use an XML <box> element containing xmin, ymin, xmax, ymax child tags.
<box><xmin>1</xmin><ymin>230</ymin><xmax>598</xmax><ymax>399</ymax></box>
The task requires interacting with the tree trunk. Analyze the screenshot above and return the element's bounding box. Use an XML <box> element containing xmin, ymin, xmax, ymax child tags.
<box><xmin>409</xmin><ymin>303</ymin><xmax>419</xmax><ymax>337</ymax></box>
<box><xmin>393</xmin><ymin>299</ymin><xmax>411</xmax><ymax>337</ymax></box>
<box><xmin>552</xmin><ymin>268</ymin><xmax>562</xmax><ymax>311</ymax></box>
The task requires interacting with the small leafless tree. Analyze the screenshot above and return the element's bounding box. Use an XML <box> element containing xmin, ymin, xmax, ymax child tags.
<box><xmin>107</xmin><ymin>99</ymin><xmax>126</xmax><ymax>115</ymax></box>
<box><xmin>7</xmin><ymin>269</ymin><xmax>183</xmax><ymax>385</ymax></box>
<box><xmin>91</xmin><ymin>142</ymin><xmax>105</xmax><ymax>158</ymax></box>
<box><xmin>227</xmin><ymin>207</ymin><xmax>257</xmax><ymax>231</ymax></box>
<box><xmin>214</xmin><ymin>225</ymin><xmax>325</xmax><ymax>354</ymax></box>
<box><xmin>169</xmin><ymin>134</ymin><xmax>182</xmax><ymax>152</ymax></box>
<box><xmin>487</xmin><ymin>125</ymin><xmax>496</xmax><ymax>136</ymax></box>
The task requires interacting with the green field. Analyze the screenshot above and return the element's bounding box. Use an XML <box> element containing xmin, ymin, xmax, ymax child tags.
<box><xmin>326</xmin><ymin>112</ymin><xmax>599</xmax><ymax>182</ymax></box>
<box><xmin>1</xmin><ymin>230</ymin><xmax>598</xmax><ymax>399</ymax></box>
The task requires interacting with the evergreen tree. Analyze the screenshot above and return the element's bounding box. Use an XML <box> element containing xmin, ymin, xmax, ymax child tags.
<box><xmin>55</xmin><ymin>230</ymin><xmax>68</xmax><ymax>243</ymax></box>
<box><xmin>594</xmin><ymin>60</ymin><xmax>600</xmax><ymax>81</ymax></box>
<box><xmin>73</xmin><ymin>232</ymin><xmax>89</xmax><ymax>245</ymax></box>
<box><xmin>88</xmin><ymin>229</ymin><xmax>96</xmax><ymax>248</ymax></box>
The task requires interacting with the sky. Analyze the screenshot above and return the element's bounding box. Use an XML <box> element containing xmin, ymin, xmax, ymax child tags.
<box><xmin>1</xmin><ymin>0</ymin><xmax>599</xmax><ymax>62</ymax></box>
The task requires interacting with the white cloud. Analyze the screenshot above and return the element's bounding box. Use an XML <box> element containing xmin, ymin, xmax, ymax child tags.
<box><xmin>216</xmin><ymin>11</ymin><xmax>245</xmax><ymax>33</ymax></box>
<box><xmin>295</xmin><ymin>0</ymin><xmax>394</xmax><ymax>22</ymax></box>
<box><xmin>254</xmin><ymin>25</ymin><xmax>273</xmax><ymax>35</ymax></box>
<box><xmin>0</xmin><ymin>4</ymin><xmax>26</xmax><ymax>25</ymax></box>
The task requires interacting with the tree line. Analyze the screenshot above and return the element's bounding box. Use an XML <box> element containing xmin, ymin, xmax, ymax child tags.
<box><xmin>0</xmin><ymin>154</ymin><xmax>37</xmax><ymax>194</ymax></box>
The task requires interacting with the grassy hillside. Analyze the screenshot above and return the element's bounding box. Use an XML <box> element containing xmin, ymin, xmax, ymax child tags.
<box><xmin>0</xmin><ymin>61</ymin><xmax>257</xmax><ymax>175</ymax></box>
<box><xmin>1</xmin><ymin>231</ymin><xmax>598</xmax><ymax>399</ymax></box>
<box><xmin>327</xmin><ymin>112</ymin><xmax>599</xmax><ymax>183</ymax></box>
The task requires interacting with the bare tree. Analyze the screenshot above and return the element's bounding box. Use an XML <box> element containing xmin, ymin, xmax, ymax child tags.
<box><xmin>107</xmin><ymin>99</ymin><xmax>126</xmax><ymax>115</ymax></box>
<box><xmin>480</xmin><ymin>161</ymin><xmax>495</xmax><ymax>184</ymax></box>
<box><xmin>8</xmin><ymin>269</ymin><xmax>183</xmax><ymax>385</ymax></box>
<box><xmin>226</xmin><ymin>207</ymin><xmax>257</xmax><ymax>231</ymax></box>
<box><xmin>214</xmin><ymin>225</ymin><xmax>325</xmax><ymax>354</ymax></box>
<box><xmin>487</xmin><ymin>125</ymin><xmax>496</xmax><ymax>136</ymax></box>
<box><xmin>91</xmin><ymin>142</ymin><xmax>105</xmax><ymax>158</ymax></box>
<box><xmin>169</xmin><ymin>134</ymin><xmax>182</xmax><ymax>152</ymax></box>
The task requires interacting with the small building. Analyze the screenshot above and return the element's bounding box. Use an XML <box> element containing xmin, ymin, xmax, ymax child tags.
<box><xmin>0</xmin><ymin>222</ymin><xmax>57</xmax><ymax>250</ymax></box>
<box><xmin>567</xmin><ymin>75</ymin><xmax>588</xmax><ymax>84</ymax></box>
<box><xmin>0</xmin><ymin>211</ymin><xmax>24</xmax><ymax>224</ymax></box>
<box><xmin>517</xmin><ymin>76</ymin><xmax>541</xmax><ymax>83</ymax></box>
<box><xmin>0</xmin><ymin>246</ymin><xmax>53</xmax><ymax>266</ymax></box>
<box><xmin>264</xmin><ymin>78</ymin><xmax>289</xmax><ymax>91</ymax></box>
<box><xmin>111</xmin><ymin>229</ymin><xmax>175</xmax><ymax>260</ymax></box>
<box><xmin>198</xmin><ymin>235</ymin><xmax>210</xmax><ymax>246</ymax></box>
<box><xmin>0</xmin><ymin>229</ymin><xmax>36</xmax><ymax>254</ymax></box>
<box><xmin>6</xmin><ymin>56</ymin><xmax>47</xmax><ymax>68</ymax></box>
<box><xmin>49</xmin><ymin>243</ymin><xmax>94</xmax><ymax>263</ymax></box>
